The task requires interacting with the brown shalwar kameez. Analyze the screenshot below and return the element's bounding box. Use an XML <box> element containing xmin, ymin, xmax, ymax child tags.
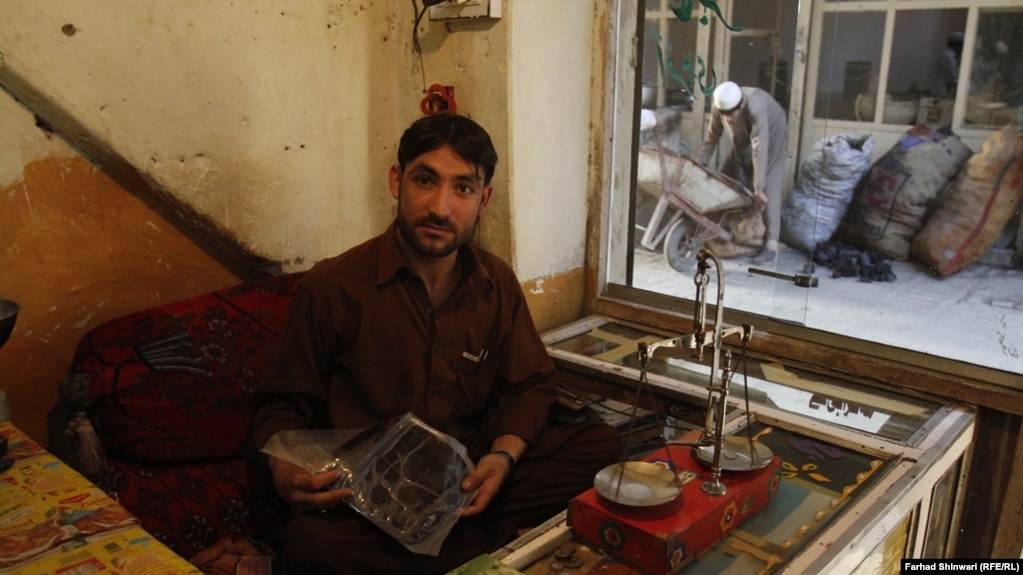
<box><xmin>252</xmin><ymin>222</ymin><xmax>621</xmax><ymax>574</ymax></box>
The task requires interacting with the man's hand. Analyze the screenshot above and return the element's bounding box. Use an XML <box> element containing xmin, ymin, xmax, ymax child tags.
<box><xmin>459</xmin><ymin>452</ymin><xmax>513</xmax><ymax>517</ymax></box>
<box><xmin>754</xmin><ymin>188</ymin><xmax>769</xmax><ymax>207</ymax></box>
<box><xmin>268</xmin><ymin>455</ymin><xmax>351</xmax><ymax>512</ymax></box>
<box><xmin>460</xmin><ymin>434</ymin><xmax>526</xmax><ymax>517</ymax></box>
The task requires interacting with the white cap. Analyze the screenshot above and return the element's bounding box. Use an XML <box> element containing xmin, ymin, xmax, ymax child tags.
<box><xmin>713</xmin><ymin>81</ymin><xmax>742</xmax><ymax>112</ymax></box>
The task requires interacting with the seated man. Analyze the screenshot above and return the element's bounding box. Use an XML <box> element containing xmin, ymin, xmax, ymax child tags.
<box><xmin>252</xmin><ymin>113</ymin><xmax>622</xmax><ymax>574</ymax></box>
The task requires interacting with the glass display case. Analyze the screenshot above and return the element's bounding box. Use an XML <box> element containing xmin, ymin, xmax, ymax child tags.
<box><xmin>490</xmin><ymin>315</ymin><xmax>975</xmax><ymax>574</ymax></box>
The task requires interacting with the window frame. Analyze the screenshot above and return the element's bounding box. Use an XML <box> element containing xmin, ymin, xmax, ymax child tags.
<box><xmin>590</xmin><ymin>0</ymin><xmax>1023</xmax><ymax>407</ymax></box>
<box><xmin>801</xmin><ymin>0</ymin><xmax>1019</xmax><ymax>161</ymax></box>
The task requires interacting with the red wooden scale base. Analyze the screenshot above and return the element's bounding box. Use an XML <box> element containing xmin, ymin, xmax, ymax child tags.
<box><xmin>569</xmin><ymin>441</ymin><xmax>782</xmax><ymax>575</ymax></box>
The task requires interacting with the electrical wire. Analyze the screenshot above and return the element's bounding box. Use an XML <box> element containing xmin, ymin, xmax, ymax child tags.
<box><xmin>411</xmin><ymin>0</ymin><xmax>444</xmax><ymax>92</ymax></box>
<box><xmin>411</xmin><ymin>0</ymin><xmax>429</xmax><ymax>55</ymax></box>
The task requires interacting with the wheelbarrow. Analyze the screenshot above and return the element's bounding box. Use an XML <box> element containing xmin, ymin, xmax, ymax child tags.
<box><xmin>635</xmin><ymin>147</ymin><xmax>755</xmax><ymax>271</ymax></box>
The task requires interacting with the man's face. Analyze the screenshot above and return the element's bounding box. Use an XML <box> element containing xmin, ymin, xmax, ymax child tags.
<box><xmin>390</xmin><ymin>145</ymin><xmax>493</xmax><ymax>259</ymax></box>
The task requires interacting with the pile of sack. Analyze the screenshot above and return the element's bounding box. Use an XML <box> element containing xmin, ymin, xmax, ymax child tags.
<box><xmin>782</xmin><ymin>124</ymin><xmax>1023</xmax><ymax>277</ymax></box>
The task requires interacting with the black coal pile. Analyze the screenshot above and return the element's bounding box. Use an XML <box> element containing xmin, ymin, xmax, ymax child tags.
<box><xmin>812</xmin><ymin>241</ymin><xmax>897</xmax><ymax>282</ymax></box>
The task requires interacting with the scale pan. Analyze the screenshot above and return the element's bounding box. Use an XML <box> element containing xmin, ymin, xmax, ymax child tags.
<box><xmin>594</xmin><ymin>461</ymin><xmax>681</xmax><ymax>507</ymax></box>
<box><xmin>694</xmin><ymin>436</ymin><xmax>774</xmax><ymax>471</ymax></box>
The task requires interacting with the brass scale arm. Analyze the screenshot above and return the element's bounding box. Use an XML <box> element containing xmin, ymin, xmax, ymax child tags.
<box><xmin>633</xmin><ymin>250</ymin><xmax>755</xmax><ymax>497</ymax></box>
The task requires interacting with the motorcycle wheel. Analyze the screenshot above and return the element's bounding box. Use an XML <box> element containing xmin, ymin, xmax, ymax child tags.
<box><xmin>663</xmin><ymin>218</ymin><xmax>703</xmax><ymax>272</ymax></box>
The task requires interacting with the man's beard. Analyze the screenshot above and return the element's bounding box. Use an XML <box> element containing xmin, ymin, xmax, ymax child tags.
<box><xmin>396</xmin><ymin>211</ymin><xmax>476</xmax><ymax>258</ymax></box>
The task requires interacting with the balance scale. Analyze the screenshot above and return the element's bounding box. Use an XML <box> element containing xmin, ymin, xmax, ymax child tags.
<box><xmin>567</xmin><ymin>250</ymin><xmax>782</xmax><ymax>575</ymax></box>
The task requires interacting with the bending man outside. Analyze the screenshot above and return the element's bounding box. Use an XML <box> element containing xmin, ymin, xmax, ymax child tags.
<box><xmin>697</xmin><ymin>81</ymin><xmax>790</xmax><ymax>264</ymax></box>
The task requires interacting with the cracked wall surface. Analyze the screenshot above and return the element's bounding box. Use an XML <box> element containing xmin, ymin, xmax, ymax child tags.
<box><xmin>0</xmin><ymin>2</ymin><xmax>604</xmax><ymax>440</ymax></box>
<box><xmin>0</xmin><ymin>90</ymin><xmax>239</xmax><ymax>442</ymax></box>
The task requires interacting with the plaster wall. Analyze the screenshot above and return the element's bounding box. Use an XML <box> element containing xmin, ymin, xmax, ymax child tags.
<box><xmin>509</xmin><ymin>2</ymin><xmax>599</xmax><ymax>331</ymax></box>
<box><xmin>0</xmin><ymin>1</ymin><xmax>596</xmax><ymax>277</ymax></box>
<box><xmin>0</xmin><ymin>91</ymin><xmax>239</xmax><ymax>442</ymax></box>
<box><xmin>0</xmin><ymin>1</ymin><xmax>604</xmax><ymax>440</ymax></box>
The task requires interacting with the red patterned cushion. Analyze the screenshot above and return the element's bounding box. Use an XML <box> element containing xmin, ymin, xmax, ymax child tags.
<box><xmin>73</xmin><ymin>273</ymin><xmax>303</xmax><ymax>463</ymax></box>
<box><xmin>91</xmin><ymin>457</ymin><xmax>287</xmax><ymax>557</ymax></box>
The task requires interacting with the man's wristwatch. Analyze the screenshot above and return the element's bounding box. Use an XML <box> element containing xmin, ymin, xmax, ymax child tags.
<box><xmin>489</xmin><ymin>450</ymin><xmax>516</xmax><ymax>469</ymax></box>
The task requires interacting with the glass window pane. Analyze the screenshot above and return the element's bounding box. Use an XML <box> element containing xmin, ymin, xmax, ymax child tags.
<box><xmin>887</xmin><ymin>10</ymin><xmax>967</xmax><ymax>125</ymax></box>
<box><xmin>964</xmin><ymin>8</ymin><xmax>1023</xmax><ymax>129</ymax></box>
<box><xmin>922</xmin><ymin>457</ymin><xmax>963</xmax><ymax>557</ymax></box>
<box><xmin>729</xmin><ymin>2</ymin><xmax>794</xmax><ymax>109</ymax></box>
<box><xmin>547</xmin><ymin>318</ymin><xmax>946</xmax><ymax>442</ymax></box>
<box><xmin>815</xmin><ymin>12</ymin><xmax>885</xmax><ymax>122</ymax></box>
<box><xmin>642</xmin><ymin>8</ymin><xmax>702</xmax><ymax>111</ymax></box>
<box><xmin>729</xmin><ymin>35</ymin><xmax>790</xmax><ymax>110</ymax></box>
<box><xmin>617</xmin><ymin>0</ymin><xmax>1023</xmax><ymax>380</ymax></box>
<box><xmin>850</xmin><ymin>511</ymin><xmax>914</xmax><ymax>575</ymax></box>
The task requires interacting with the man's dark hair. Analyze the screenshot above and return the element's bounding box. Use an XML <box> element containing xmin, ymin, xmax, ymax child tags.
<box><xmin>397</xmin><ymin>114</ymin><xmax>498</xmax><ymax>185</ymax></box>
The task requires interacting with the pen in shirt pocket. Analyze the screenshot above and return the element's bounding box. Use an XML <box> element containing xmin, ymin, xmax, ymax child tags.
<box><xmin>462</xmin><ymin>347</ymin><xmax>489</xmax><ymax>368</ymax></box>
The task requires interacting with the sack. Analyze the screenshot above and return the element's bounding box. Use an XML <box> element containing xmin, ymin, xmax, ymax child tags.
<box><xmin>836</xmin><ymin>125</ymin><xmax>972</xmax><ymax>259</ymax></box>
<box><xmin>704</xmin><ymin>203</ymin><xmax>764</xmax><ymax>258</ymax></box>
<box><xmin>706</xmin><ymin>238</ymin><xmax>759</xmax><ymax>258</ymax></box>
<box><xmin>782</xmin><ymin>134</ymin><xmax>874</xmax><ymax>252</ymax></box>
<box><xmin>911</xmin><ymin>125</ymin><xmax>1023</xmax><ymax>276</ymax></box>
<box><xmin>728</xmin><ymin>202</ymin><xmax>766</xmax><ymax>248</ymax></box>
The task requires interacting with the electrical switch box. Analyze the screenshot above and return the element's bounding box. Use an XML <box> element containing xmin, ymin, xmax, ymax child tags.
<box><xmin>429</xmin><ymin>0</ymin><xmax>501</xmax><ymax>21</ymax></box>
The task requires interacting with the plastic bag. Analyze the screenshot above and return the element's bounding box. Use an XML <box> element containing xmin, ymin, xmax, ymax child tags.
<box><xmin>261</xmin><ymin>413</ymin><xmax>476</xmax><ymax>556</ymax></box>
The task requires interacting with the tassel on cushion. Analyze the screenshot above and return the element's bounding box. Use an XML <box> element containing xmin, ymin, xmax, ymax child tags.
<box><xmin>67</xmin><ymin>412</ymin><xmax>106</xmax><ymax>477</ymax></box>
